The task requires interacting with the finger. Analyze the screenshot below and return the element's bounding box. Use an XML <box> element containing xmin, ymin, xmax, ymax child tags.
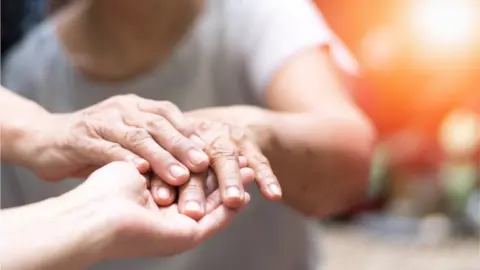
<box><xmin>204</xmin><ymin>170</ymin><xmax>218</xmax><ymax>195</ymax></box>
<box><xmin>207</xmin><ymin>138</ymin><xmax>244</xmax><ymax>208</ymax></box>
<box><xmin>203</xmin><ymin>156</ymin><xmax>245</xmax><ymax>195</ymax></box>
<box><xmin>196</xmin><ymin>192</ymin><xmax>251</xmax><ymax>243</ymax></box>
<box><xmin>204</xmin><ymin>167</ymin><xmax>255</xmax><ymax>196</ymax></box>
<box><xmin>136</xmin><ymin>99</ymin><xmax>195</xmax><ymax>136</ymax></box>
<box><xmin>189</xmin><ymin>134</ymin><xmax>207</xmax><ymax>149</ymax></box>
<box><xmin>242</xmin><ymin>141</ymin><xmax>282</xmax><ymax>200</ymax></box>
<box><xmin>205</xmin><ymin>168</ymin><xmax>255</xmax><ymax>213</ymax></box>
<box><xmin>150</xmin><ymin>175</ymin><xmax>176</xmax><ymax>206</ymax></box>
<box><xmin>178</xmin><ymin>172</ymin><xmax>207</xmax><ymax>221</ymax></box>
<box><xmin>93</xmin><ymin>140</ymin><xmax>150</xmax><ymax>173</ymax></box>
<box><xmin>141</xmin><ymin>114</ymin><xmax>209</xmax><ymax>172</ymax></box>
<box><xmin>238</xmin><ymin>156</ymin><xmax>247</xmax><ymax>167</ymax></box>
<box><xmin>100</xmin><ymin>123</ymin><xmax>190</xmax><ymax>186</ymax></box>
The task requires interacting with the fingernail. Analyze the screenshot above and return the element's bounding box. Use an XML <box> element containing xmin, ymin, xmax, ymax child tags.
<box><xmin>268</xmin><ymin>184</ymin><xmax>282</xmax><ymax>196</ymax></box>
<box><xmin>225</xmin><ymin>186</ymin><xmax>241</xmax><ymax>198</ymax></box>
<box><xmin>185</xmin><ymin>200</ymin><xmax>201</xmax><ymax>212</ymax></box>
<box><xmin>169</xmin><ymin>165</ymin><xmax>188</xmax><ymax>179</ymax></box>
<box><xmin>157</xmin><ymin>187</ymin><xmax>171</xmax><ymax>199</ymax></box>
<box><xmin>188</xmin><ymin>149</ymin><xmax>208</xmax><ymax>165</ymax></box>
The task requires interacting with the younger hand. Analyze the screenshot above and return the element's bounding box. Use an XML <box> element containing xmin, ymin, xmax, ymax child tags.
<box><xmin>73</xmin><ymin>162</ymin><xmax>250</xmax><ymax>260</ymax></box>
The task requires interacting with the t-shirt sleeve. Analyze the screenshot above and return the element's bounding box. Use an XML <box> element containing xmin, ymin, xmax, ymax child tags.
<box><xmin>230</xmin><ymin>0</ymin><xmax>335</xmax><ymax>102</ymax></box>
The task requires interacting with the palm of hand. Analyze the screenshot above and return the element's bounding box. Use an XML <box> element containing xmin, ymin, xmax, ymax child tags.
<box><xmin>89</xmin><ymin>164</ymin><xmax>238</xmax><ymax>259</ymax></box>
<box><xmin>111</xmin><ymin>195</ymin><xmax>205</xmax><ymax>258</ymax></box>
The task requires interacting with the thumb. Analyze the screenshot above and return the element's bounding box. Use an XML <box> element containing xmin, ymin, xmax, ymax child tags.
<box><xmin>87</xmin><ymin>161</ymin><xmax>142</xmax><ymax>184</ymax></box>
<box><xmin>93</xmin><ymin>140</ymin><xmax>150</xmax><ymax>173</ymax></box>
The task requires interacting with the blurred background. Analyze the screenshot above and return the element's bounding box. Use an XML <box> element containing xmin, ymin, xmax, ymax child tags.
<box><xmin>2</xmin><ymin>0</ymin><xmax>479</xmax><ymax>269</ymax></box>
<box><xmin>316</xmin><ymin>0</ymin><xmax>479</xmax><ymax>269</ymax></box>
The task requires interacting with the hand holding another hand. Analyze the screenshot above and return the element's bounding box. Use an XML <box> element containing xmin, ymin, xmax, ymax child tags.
<box><xmin>13</xmin><ymin>93</ymin><xmax>281</xmax><ymax>220</ymax></box>
<box><xmin>0</xmin><ymin>161</ymin><xmax>253</xmax><ymax>270</ymax></box>
<box><xmin>19</xmin><ymin>94</ymin><xmax>209</xmax><ymax>182</ymax></box>
<box><xmin>73</xmin><ymin>162</ymin><xmax>254</xmax><ymax>260</ymax></box>
<box><xmin>149</xmin><ymin>119</ymin><xmax>282</xmax><ymax>220</ymax></box>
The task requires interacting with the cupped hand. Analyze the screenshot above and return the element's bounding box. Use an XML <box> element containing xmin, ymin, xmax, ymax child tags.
<box><xmin>74</xmin><ymin>162</ymin><xmax>250</xmax><ymax>260</ymax></box>
<box><xmin>25</xmin><ymin>94</ymin><xmax>209</xmax><ymax>182</ymax></box>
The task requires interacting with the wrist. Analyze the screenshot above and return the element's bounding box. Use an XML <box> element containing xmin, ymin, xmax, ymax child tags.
<box><xmin>43</xmin><ymin>193</ymin><xmax>110</xmax><ymax>268</ymax></box>
<box><xmin>1</xmin><ymin>106</ymin><xmax>51</xmax><ymax>166</ymax></box>
<box><xmin>0</xmin><ymin>194</ymin><xmax>108</xmax><ymax>270</ymax></box>
<box><xmin>239</xmin><ymin>106</ymin><xmax>278</xmax><ymax>152</ymax></box>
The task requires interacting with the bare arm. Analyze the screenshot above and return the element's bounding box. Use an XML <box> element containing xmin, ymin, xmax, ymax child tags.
<box><xmin>0</xmin><ymin>195</ymin><xmax>102</xmax><ymax>270</ymax></box>
<box><xmin>0</xmin><ymin>86</ymin><xmax>50</xmax><ymax>164</ymax></box>
<box><xmin>188</xmin><ymin>48</ymin><xmax>375</xmax><ymax>217</ymax></box>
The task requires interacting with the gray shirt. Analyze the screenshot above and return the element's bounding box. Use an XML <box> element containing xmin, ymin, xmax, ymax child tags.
<box><xmin>2</xmin><ymin>0</ymin><xmax>353</xmax><ymax>269</ymax></box>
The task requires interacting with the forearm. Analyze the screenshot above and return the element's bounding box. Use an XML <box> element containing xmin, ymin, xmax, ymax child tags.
<box><xmin>0</xmin><ymin>195</ymin><xmax>105</xmax><ymax>270</ymax></box>
<box><xmin>0</xmin><ymin>87</ymin><xmax>50</xmax><ymax>164</ymax></box>
<box><xmin>187</xmin><ymin>105</ymin><xmax>375</xmax><ymax>217</ymax></box>
<box><xmin>264</xmin><ymin>110</ymin><xmax>375</xmax><ymax>217</ymax></box>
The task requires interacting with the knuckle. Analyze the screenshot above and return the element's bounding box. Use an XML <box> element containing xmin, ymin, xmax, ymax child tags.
<box><xmin>196</xmin><ymin>120</ymin><xmax>212</xmax><ymax>132</ymax></box>
<box><xmin>124</xmin><ymin>93</ymin><xmax>139</xmax><ymax>99</ymax></box>
<box><xmin>146</xmin><ymin>117</ymin><xmax>169</xmax><ymax>132</ymax></box>
<box><xmin>208</xmin><ymin>140</ymin><xmax>237</xmax><ymax>163</ymax></box>
<box><xmin>125</xmin><ymin>128</ymin><xmax>151</xmax><ymax>147</ymax></box>
<box><xmin>184</xmin><ymin>184</ymin><xmax>204</xmax><ymax>196</ymax></box>
<box><xmin>119</xmin><ymin>94</ymin><xmax>139</xmax><ymax>103</ymax></box>
<box><xmin>158</xmin><ymin>101</ymin><xmax>177</xmax><ymax>111</ymax></box>
<box><xmin>105</xmin><ymin>143</ymin><xmax>123</xmax><ymax>154</ymax></box>
<box><xmin>151</xmin><ymin>179</ymin><xmax>166</xmax><ymax>188</ymax></box>
<box><xmin>176</xmin><ymin>122</ymin><xmax>195</xmax><ymax>136</ymax></box>
<box><xmin>78</xmin><ymin>138</ymin><xmax>99</xmax><ymax>154</ymax></box>
<box><xmin>230</xmin><ymin>126</ymin><xmax>247</xmax><ymax>142</ymax></box>
<box><xmin>75</xmin><ymin>117</ymin><xmax>97</xmax><ymax>137</ymax></box>
<box><xmin>249</xmin><ymin>152</ymin><xmax>273</xmax><ymax>178</ymax></box>
<box><xmin>104</xmin><ymin>96</ymin><xmax>124</xmax><ymax>107</ymax></box>
<box><xmin>224</xmin><ymin>174</ymin><xmax>241</xmax><ymax>186</ymax></box>
<box><xmin>205</xmin><ymin>196</ymin><xmax>217</xmax><ymax>208</ymax></box>
<box><xmin>169</xmin><ymin>134</ymin><xmax>187</xmax><ymax>149</ymax></box>
<box><xmin>107</xmin><ymin>94</ymin><xmax>138</xmax><ymax>108</ymax></box>
<box><xmin>252</xmin><ymin>153</ymin><xmax>270</xmax><ymax>166</ymax></box>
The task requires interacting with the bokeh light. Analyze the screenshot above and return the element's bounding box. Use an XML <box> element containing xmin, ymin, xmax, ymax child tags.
<box><xmin>410</xmin><ymin>0</ymin><xmax>477</xmax><ymax>48</ymax></box>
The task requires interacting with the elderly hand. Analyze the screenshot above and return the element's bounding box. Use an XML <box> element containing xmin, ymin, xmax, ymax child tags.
<box><xmin>18</xmin><ymin>94</ymin><xmax>209</xmax><ymax>182</ymax></box>
<box><xmin>149</xmin><ymin>119</ymin><xmax>282</xmax><ymax>219</ymax></box>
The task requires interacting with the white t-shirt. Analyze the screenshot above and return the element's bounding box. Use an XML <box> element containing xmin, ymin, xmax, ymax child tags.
<box><xmin>2</xmin><ymin>0</ymin><xmax>355</xmax><ymax>269</ymax></box>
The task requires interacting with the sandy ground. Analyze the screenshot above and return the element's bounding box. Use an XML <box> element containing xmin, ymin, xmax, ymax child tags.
<box><xmin>322</xmin><ymin>226</ymin><xmax>479</xmax><ymax>270</ymax></box>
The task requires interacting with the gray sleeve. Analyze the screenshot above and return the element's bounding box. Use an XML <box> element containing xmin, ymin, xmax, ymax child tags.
<box><xmin>227</xmin><ymin>0</ymin><xmax>334</xmax><ymax>102</ymax></box>
<box><xmin>1</xmin><ymin>24</ymin><xmax>49</xmax><ymax>100</ymax></box>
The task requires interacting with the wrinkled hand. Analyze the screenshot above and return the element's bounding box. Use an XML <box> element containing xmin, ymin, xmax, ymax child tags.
<box><xmin>195</xmin><ymin>120</ymin><xmax>282</xmax><ymax>206</ymax></box>
<box><xmin>150</xmin><ymin>156</ymin><xmax>253</xmax><ymax>220</ymax></box>
<box><xmin>25</xmin><ymin>94</ymin><xmax>209</xmax><ymax>182</ymax></box>
<box><xmin>149</xmin><ymin>120</ymin><xmax>282</xmax><ymax>219</ymax></box>
<box><xmin>74</xmin><ymin>162</ymin><xmax>252</xmax><ymax>259</ymax></box>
